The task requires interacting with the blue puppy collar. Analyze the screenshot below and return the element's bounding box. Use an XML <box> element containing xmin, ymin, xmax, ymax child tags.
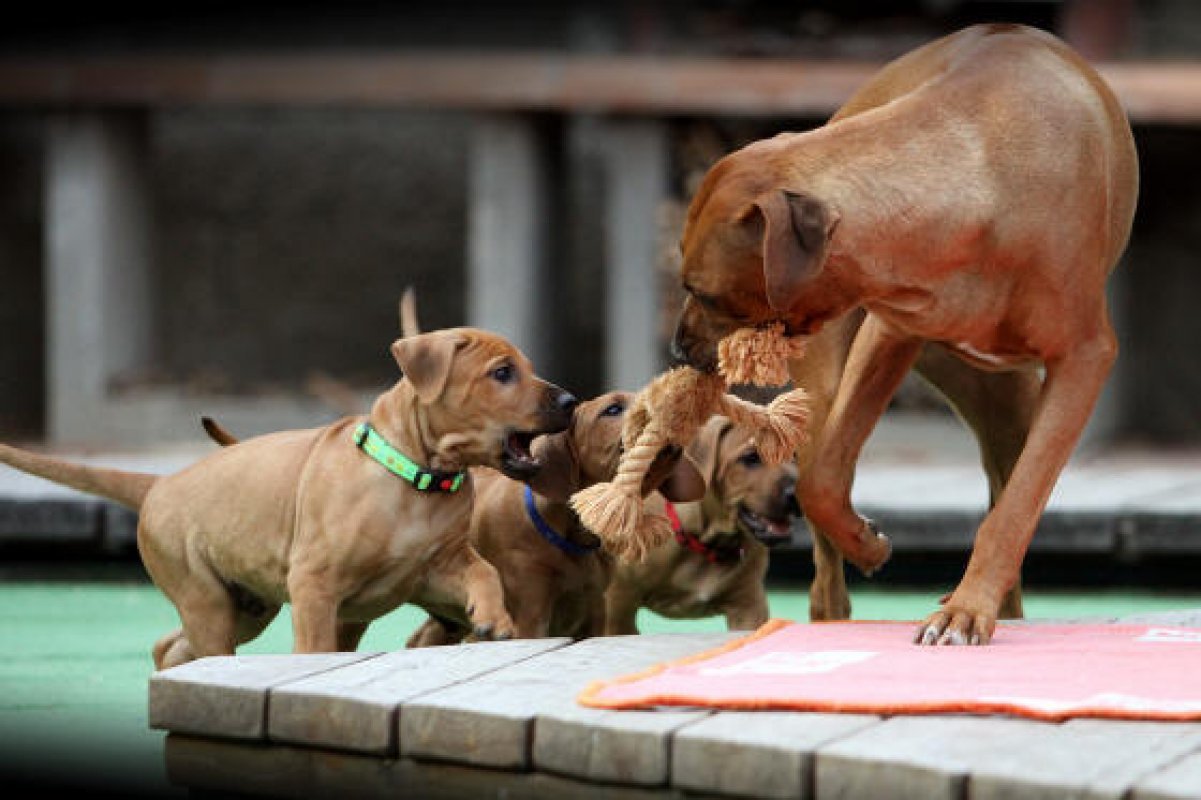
<box><xmin>523</xmin><ymin>485</ymin><xmax>601</xmax><ymax>556</ymax></box>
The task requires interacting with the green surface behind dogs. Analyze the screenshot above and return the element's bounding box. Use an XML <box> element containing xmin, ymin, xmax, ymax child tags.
<box><xmin>0</xmin><ymin>574</ymin><xmax>1197</xmax><ymax>797</ymax></box>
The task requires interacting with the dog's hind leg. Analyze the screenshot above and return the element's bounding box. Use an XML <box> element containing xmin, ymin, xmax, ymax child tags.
<box><xmin>915</xmin><ymin>343</ymin><xmax>1041</xmax><ymax>620</ymax></box>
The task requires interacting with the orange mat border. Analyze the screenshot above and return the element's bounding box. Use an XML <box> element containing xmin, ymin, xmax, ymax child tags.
<box><xmin>577</xmin><ymin>618</ymin><xmax>1201</xmax><ymax>722</ymax></box>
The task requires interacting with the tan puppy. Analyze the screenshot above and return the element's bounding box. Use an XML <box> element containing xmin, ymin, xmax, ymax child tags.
<box><xmin>670</xmin><ymin>24</ymin><xmax>1138</xmax><ymax>645</ymax></box>
<box><xmin>605</xmin><ymin>415</ymin><xmax>799</xmax><ymax>633</ymax></box>
<box><xmin>405</xmin><ymin>390</ymin><xmax>705</xmax><ymax>645</ymax></box>
<box><xmin>0</xmin><ymin>328</ymin><xmax>576</xmax><ymax>668</ymax></box>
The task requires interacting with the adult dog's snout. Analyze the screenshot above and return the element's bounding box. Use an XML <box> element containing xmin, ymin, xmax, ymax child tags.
<box><xmin>671</xmin><ymin>302</ymin><xmax>720</xmax><ymax>373</ymax></box>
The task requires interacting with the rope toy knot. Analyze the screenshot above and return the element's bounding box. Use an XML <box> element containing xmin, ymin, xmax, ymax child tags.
<box><xmin>571</xmin><ymin>325</ymin><xmax>810</xmax><ymax>562</ymax></box>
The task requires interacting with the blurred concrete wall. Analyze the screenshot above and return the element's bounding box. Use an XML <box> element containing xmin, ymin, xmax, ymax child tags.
<box><xmin>1</xmin><ymin>0</ymin><xmax>1200</xmax><ymax>445</ymax></box>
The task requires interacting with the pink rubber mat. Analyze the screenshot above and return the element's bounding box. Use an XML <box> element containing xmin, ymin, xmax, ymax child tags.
<box><xmin>579</xmin><ymin>620</ymin><xmax>1201</xmax><ymax>721</ymax></box>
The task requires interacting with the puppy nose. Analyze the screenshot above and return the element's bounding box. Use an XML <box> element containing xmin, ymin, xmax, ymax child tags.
<box><xmin>555</xmin><ymin>390</ymin><xmax>579</xmax><ymax>414</ymax></box>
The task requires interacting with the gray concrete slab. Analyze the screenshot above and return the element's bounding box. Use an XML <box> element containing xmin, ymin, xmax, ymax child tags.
<box><xmin>165</xmin><ymin>734</ymin><xmax>694</xmax><ymax>800</ymax></box>
<box><xmin>815</xmin><ymin>716</ymin><xmax>1055</xmax><ymax>800</ymax></box>
<box><xmin>1131</xmin><ymin>751</ymin><xmax>1201</xmax><ymax>800</ymax></box>
<box><xmin>400</xmin><ymin>632</ymin><xmax>737</xmax><ymax>772</ymax></box>
<box><xmin>149</xmin><ymin>652</ymin><xmax>373</xmax><ymax>740</ymax></box>
<box><xmin>267</xmin><ymin>638</ymin><xmax>569</xmax><ymax>755</ymax></box>
<box><xmin>672</xmin><ymin>711</ymin><xmax>880</xmax><ymax>800</ymax></box>
<box><xmin>967</xmin><ymin>719</ymin><xmax>1201</xmax><ymax>800</ymax></box>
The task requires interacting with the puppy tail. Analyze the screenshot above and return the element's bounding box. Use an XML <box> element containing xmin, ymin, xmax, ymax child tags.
<box><xmin>200</xmin><ymin>416</ymin><xmax>240</xmax><ymax>448</ymax></box>
<box><xmin>0</xmin><ymin>442</ymin><xmax>157</xmax><ymax>511</ymax></box>
<box><xmin>399</xmin><ymin>286</ymin><xmax>421</xmax><ymax>338</ymax></box>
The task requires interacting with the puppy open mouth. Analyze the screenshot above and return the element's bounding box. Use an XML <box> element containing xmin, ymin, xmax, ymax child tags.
<box><xmin>500</xmin><ymin>430</ymin><xmax>541</xmax><ymax>480</ymax></box>
<box><xmin>736</xmin><ymin>505</ymin><xmax>794</xmax><ymax>546</ymax></box>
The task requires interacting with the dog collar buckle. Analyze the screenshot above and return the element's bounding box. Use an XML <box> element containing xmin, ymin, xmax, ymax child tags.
<box><xmin>352</xmin><ymin>422</ymin><xmax>466</xmax><ymax>494</ymax></box>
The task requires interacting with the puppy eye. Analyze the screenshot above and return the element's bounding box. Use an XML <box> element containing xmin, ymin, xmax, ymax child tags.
<box><xmin>738</xmin><ymin>450</ymin><xmax>762</xmax><ymax>468</ymax></box>
<box><xmin>490</xmin><ymin>364</ymin><xmax>515</xmax><ymax>384</ymax></box>
<box><xmin>601</xmin><ymin>402</ymin><xmax>625</xmax><ymax>417</ymax></box>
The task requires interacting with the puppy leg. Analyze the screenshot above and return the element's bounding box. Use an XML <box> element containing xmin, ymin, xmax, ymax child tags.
<box><xmin>916</xmin><ymin>344</ymin><xmax>1041</xmax><ymax>619</ymax></box>
<box><xmin>288</xmin><ymin>570</ymin><xmax>342</xmax><ymax>653</ymax></box>
<box><xmin>918</xmin><ymin>330</ymin><xmax>1117</xmax><ymax>645</ymax></box>
<box><xmin>798</xmin><ymin>314</ymin><xmax>920</xmax><ymax>574</ymax></box>
<box><xmin>509</xmin><ymin>583</ymin><xmax>554</xmax><ymax>640</ymax></box>
<box><xmin>336</xmin><ymin>620</ymin><xmax>370</xmax><ymax>651</ymax></box>
<box><xmin>406</xmin><ymin>616</ymin><xmax>463</xmax><ymax>648</ymax></box>
<box><xmin>424</xmin><ymin>545</ymin><xmax>515</xmax><ymax>641</ymax></box>
<box><xmin>724</xmin><ymin>589</ymin><xmax>770</xmax><ymax>631</ymax></box>
<box><xmin>603</xmin><ymin>585</ymin><xmax>642</xmax><ymax>635</ymax></box>
<box><xmin>789</xmin><ymin>314</ymin><xmax>859</xmax><ymax>622</ymax></box>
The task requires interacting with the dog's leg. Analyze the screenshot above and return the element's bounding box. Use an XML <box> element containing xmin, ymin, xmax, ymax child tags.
<box><xmin>918</xmin><ymin>330</ymin><xmax>1117</xmax><ymax>645</ymax></box>
<box><xmin>406</xmin><ymin>616</ymin><xmax>464</xmax><ymax>648</ymax></box>
<box><xmin>790</xmin><ymin>314</ymin><xmax>860</xmax><ymax>622</ymax></box>
<box><xmin>916</xmin><ymin>344</ymin><xmax>1041</xmax><ymax>619</ymax></box>
<box><xmin>424</xmin><ymin>545</ymin><xmax>515</xmax><ymax>641</ymax></box>
<box><xmin>336</xmin><ymin>620</ymin><xmax>370</xmax><ymax>651</ymax></box>
<box><xmin>798</xmin><ymin>314</ymin><xmax>920</xmax><ymax>574</ymax></box>
<box><xmin>580</xmin><ymin>601</ymin><xmax>607</xmax><ymax>640</ymax></box>
<box><xmin>288</xmin><ymin>570</ymin><xmax>342</xmax><ymax>652</ymax></box>
<box><xmin>603</xmin><ymin>586</ymin><xmax>642</xmax><ymax>635</ymax></box>
<box><xmin>724</xmin><ymin>590</ymin><xmax>770</xmax><ymax>631</ymax></box>
<box><xmin>509</xmin><ymin>583</ymin><xmax>554</xmax><ymax>640</ymax></box>
<box><xmin>809</xmin><ymin>535</ymin><xmax>852</xmax><ymax>621</ymax></box>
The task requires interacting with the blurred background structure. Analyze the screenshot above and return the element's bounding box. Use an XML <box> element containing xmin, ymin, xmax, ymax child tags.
<box><xmin>0</xmin><ymin>0</ymin><xmax>1198</xmax><ymax>450</ymax></box>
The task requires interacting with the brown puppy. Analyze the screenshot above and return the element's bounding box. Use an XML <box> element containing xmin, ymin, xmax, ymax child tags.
<box><xmin>671</xmin><ymin>24</ymin><xmax>1138</xmax><ymax>645</ymax></box>
<box><xmin>406</xmin><ymin>390</ymin><xmax>706</xmax><ymax>645</ymax></box>
<box><xmin>605</xmin><ymin>415</ymin><xmax>799</xmax><ymax>633</ymax></box>
<box><xmin>0</xmin><ymin>328</ymin><xmax>576</xmax><ymax>668</ymax></box>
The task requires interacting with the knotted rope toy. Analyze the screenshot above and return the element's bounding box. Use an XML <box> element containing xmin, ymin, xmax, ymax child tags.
<box><xmin>571</xmin><ymin>323</ymin><xmax>810</xmax><ymax>562</ymax></box>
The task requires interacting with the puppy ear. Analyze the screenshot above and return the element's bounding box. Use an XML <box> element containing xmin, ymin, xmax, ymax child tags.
<box><xmin>686</xmin><ymin>415</ymin><xmax>734</xmax><ymax>488</ymax></box>
<box><xmin>524</xmin><ymin>431</ymin><xmax>580</xmax><ymax>502</ymax></box>
<box><xmin>390</xmin><ymin>331</ymin><xmax>462</xmax><ymax>403</ymax></box>
<box><xmin>757</xmin><ymin>189</ymin><xmax>838</xmax><ymax>314</ymax></box>
<box><xmin>658</xmin><ymin>452</ymin><xmax>707</xmax><ymax>503</ymax></box>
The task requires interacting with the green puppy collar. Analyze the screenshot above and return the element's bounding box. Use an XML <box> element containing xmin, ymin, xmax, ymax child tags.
<box><xmin>353</xmin><ymin>422</ymin><xmax>466</xmax><ymax>493</ymax></box>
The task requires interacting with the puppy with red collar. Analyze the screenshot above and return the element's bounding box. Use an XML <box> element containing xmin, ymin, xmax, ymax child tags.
<box><xmin>604</xmin><ymin>415</ymin><xmax>799</xmax><ymax>633</ymax></box>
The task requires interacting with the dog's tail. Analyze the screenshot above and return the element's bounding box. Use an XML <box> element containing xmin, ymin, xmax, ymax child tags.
<box><xmin>399</xmin><ymin>286</ymin><xmax>421</xmax><ymax>338</ymax></box>
<box><xmin>200</xmin><ymin>416</ymin><xmax>240</xmax><ymax>448</ymax></box>
<box><xmin>0</xmin><ymin>442</ymin><xmax>157</xmax><ymax>511</ymax></box>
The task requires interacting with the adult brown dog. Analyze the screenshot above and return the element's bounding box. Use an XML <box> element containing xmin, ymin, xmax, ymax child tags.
<box><xmin>670</xmin><ymin>24</ymin><xmax>1138</xmax><ymax>645</ymax></box>
<box><xmin>605</xmin><ymin>415</ymin><xmax>799</xmax><ymax>634</ymax></box>
<box><xmin>0</xmin><ymin>328</ymin><xmax>576</xmax><ymax>667</ymax></box>
<box><xmin>403</xmin><ymin>390</ymin><xmax>705</xmax><ymax>645</ymax></box>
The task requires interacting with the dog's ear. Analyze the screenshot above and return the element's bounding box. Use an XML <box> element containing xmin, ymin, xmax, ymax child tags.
<box><xmin>525</xmin><ymin>431</ymin><xmax>580</xmax><ymax>502</ymax></box>
<box><xmin>686</xmin><ymin>415</ymin><xmax>734</xmax><ymax>489</ymax></box>
<box><xmin>658</xmin><ymin>452</ymin><xmax>707</xmax><ymax>503</ymax></box>
<box><xmin>390</xmin><ymin>331</ymin><xmax>463</xmax><ymax>403</ymax></box>
<box><xmin>756</xmin><ymin>189</ymin><xmax>838</xmax><ymax>314</ymax></box>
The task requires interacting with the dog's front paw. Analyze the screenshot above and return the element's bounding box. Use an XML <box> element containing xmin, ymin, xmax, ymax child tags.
<box><xmin>467</xmin><ymin>604</ymin><xmax>515</xmax><ymax>641</ymax></box>
<box><xmin>914</xmin><ymin>591</ymin><xmax>998</xmax><ymax>646</ymax></box>
<box><xmin>846</xmin><ymin>518</ymin><xmax>891</xmax><ymax>577</ymax></box>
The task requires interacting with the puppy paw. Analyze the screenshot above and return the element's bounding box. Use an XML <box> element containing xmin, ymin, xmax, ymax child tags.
<box><xmin>914</xmin><ymin>593</ymin><xmax>997</xmax><ymax>646</ymax></box>
<box><xmin>469</xmin><ymin>609</ymin><xmax>515</xmax><ymax>642</ymax></box>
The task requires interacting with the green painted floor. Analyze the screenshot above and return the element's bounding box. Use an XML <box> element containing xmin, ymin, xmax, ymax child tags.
<box><xmin>1</xmin><ymin>569</ymin><xmax>1197</xmax><ymax>797</ymax></box>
